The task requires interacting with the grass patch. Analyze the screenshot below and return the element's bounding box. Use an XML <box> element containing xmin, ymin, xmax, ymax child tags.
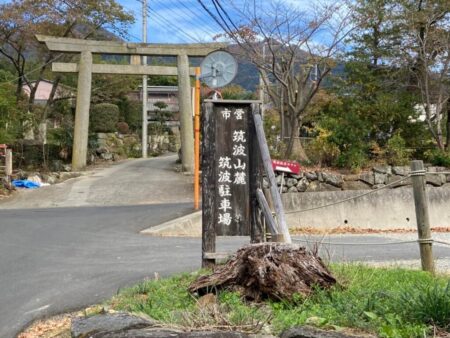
<box><xmin>107</xmin><ymin>265</ymin><xmax>450</xmax><ymax>337</ymax></box>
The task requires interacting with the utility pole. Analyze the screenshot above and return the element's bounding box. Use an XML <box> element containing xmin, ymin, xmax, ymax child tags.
<box><xmin>142</xmin><ymin>0</ymin><xmax>148</xmax><ymax>158</ymax></box>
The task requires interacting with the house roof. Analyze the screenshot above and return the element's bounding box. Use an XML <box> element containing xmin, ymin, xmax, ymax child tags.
<box><xmin>138</xmin><ymin>86</ymin><xmax>179</xmax><ymax>93</ymax></box>
<box><xmin>22</xmin><ymin>79</ymin><xmax>75</xmax><ymax>101</ymax></box>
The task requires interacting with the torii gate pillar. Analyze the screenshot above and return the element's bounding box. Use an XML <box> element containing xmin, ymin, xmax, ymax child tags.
<box><xmin>72</xmin><ymin>51</ymin><xmax>93</xmax><ymax>170</ymax></box>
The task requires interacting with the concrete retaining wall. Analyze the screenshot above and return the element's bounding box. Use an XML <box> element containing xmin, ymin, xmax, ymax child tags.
<box><xmin>282</xmin><ymin>186</ymin><xmax>450</xmax><ymax>230</ymax></box>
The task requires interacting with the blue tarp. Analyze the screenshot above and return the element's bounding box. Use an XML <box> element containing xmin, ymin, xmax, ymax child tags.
<box><xmin>12</xmin><ymin>180</ymin><xmax>41</xmax><ymax>189</ymax></box>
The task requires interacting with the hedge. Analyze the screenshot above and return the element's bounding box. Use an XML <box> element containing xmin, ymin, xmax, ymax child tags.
<box><xmin>90</xmin><ymin>103</ymin><xmax>120</xmax><ymax>133</ymax></box>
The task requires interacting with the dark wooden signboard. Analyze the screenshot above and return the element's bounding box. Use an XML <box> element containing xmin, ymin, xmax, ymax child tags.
<box><xmin>202</xmin><ymin>100</ymin><xmax>262</xmax><ymax>266</ymax></box>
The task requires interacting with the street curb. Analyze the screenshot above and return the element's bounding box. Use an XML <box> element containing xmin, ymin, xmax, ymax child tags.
<box><xmin>140</xmin><ymin>210</ymin><xmax>202</xmax><ymax>237</ymax></box>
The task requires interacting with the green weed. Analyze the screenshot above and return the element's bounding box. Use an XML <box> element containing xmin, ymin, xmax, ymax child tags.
<box><xmin>108</xmin><ymin>264</ymin><xmax>449</xmax><ymax>337</ymax></box>
<box><xmin>397</xmin><ymin>280</ymin><xmax>450</xmax><ymax>330</ymax></box>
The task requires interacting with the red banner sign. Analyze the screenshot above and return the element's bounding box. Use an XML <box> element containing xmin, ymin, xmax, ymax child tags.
<box><xmin>271</xmin><ymin>159</ymin><xmax>301</xmax><ymax>175</ymax></box>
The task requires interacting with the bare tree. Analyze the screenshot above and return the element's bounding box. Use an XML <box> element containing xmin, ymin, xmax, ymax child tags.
<box><xmin>197</xmin><ymin>0</ymin><xmax>354</xmax><ymax>160</ymax></box>
<box><xmin>399</xmin><ymin>0</ymin><xmax>450</xmax><ymax>150</ymax></box>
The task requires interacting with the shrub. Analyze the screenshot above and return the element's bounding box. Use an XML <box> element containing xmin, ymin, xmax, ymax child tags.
<box><xmin>385</xmin><ymin>132</ymin><xmax>411</xmax><ymax>166</ymax></box>
<box><xmin>154</xmin><ymin>101</ymin><xmax>168</xmax><ymax>111</ymax></box>
<box><xmin>221</xmin><ymin>84</ymin><xmax>255</xmax><ymax>100</ymax></box>
<box><xmin>89</xmin><ymin>103</ymin><xmax>120</xmax><ymax>133</ymax></box>
<box><xmin>116</xmin><ymin>97</ymin><xmax>142</xmax><ymax>132</ymax></box>
<box><xmin>116</xmin><ymin>121</ymin><xmax>129</xmax><ymax>134</ymax></box>
<box><xmin>0</xmin><ymin>82</ymin><xmax>21</xmax><ymax>144</ymax></box>
<box><xmin>313</xmin><ymin>113</ymin><xmax>370</xmax><ymax>170</ymax></box>
<box><xmin>305</xmin><ymin>127</ymin><xmax>340</xmax><ymax>167</ymax></box>
<box><xmin>424</xmin><ymin>149</ymin><xmax>450</xmax><ymax>167</ymax></box>
<box><xmin>336</xmin><ymin>147</ymin><xmax>368</xmax><ymax>170</ymax></box>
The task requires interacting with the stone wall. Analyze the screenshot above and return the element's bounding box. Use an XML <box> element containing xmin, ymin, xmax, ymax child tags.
<box><xmin>271</xmin><ymin>165</ymin><xmax>450</xmax><ymax>193</ymax></box>
<box><xmin>95</xmin><ymin>131</ymin><xmax>180</xmax><ymax>161</ymax></box>
<box><xmin>95</xmin><ymin>133</ymin><xmax>141</xmax><ymax>161</ymax></box>
<box><xmin>148</xmin><ymin>133</ymin><xmax>179</xmax><ymax>155</ymax></box>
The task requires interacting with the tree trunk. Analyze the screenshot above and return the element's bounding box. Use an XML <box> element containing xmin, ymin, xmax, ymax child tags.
<box><xmin>189</xmin><ymin>243</ymin><xmax>336</xmax><ymax>301</ymax></box>
<box><xmin>27</xmin><ymin>78</ymin><xmax>41</xmax><ymax>113</ymax></box>
<box><xmin>284</xmin><ymin>114</ymin><xmax>297</xmax><ymax>157</ymax></box>
<box><xmin>284</xmin><ymin>114</ymin><xmax>309</xmax><ymax>162</ymax></box>
<box><xmin>16</xmin><ymin>76</ymin><xmax>23</xmax><ymax>102</ymax></box>
<box><xmin>436</xmin><ymin>128</ymin><xmax>445</xmax><ymax>151</ymax></box>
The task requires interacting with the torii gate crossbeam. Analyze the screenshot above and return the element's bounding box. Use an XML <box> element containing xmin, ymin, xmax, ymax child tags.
<box><xmin>36</xmin><ymin>35</ymin><xmax>226</xmax><ymax>172</ymax></box>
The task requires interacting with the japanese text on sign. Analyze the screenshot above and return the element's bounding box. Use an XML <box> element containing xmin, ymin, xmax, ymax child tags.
<box><xmin>217</xmin><ymin>107</ymin><xmax>248</xmax><ymax>227</ymax></box>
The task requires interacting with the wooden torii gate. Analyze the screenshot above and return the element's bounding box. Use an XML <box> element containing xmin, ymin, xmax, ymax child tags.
<box><xmin>36</xmin><ymin>35</ymin><xmax>225</xmax><ymax>171</ymax></box>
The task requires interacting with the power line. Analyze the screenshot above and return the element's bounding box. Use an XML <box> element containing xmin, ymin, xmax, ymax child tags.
<box><xmin>212</xmin><ymin>0</ymin><xmax>240</xmax><ymax>33</ymax></box>
<box><xmin>164</xmin><ymin>0</ymin><xmax>222</xmax><ymax>37</ymax></box>
<box><xmin>135</xmin><ymin>0</ymin><xmax>200</xmax><ymax>43</ymax></box>
<box><xmin>196</xmin><ymin>0</ymin><xmax>231</xmax><ymax>36</ymax></box>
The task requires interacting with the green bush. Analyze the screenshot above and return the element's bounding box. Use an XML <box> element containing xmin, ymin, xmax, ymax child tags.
<box><xmin>116</xmin><ymin>97</ymin><xmax>142</xmax><ymax>132</ymax></box>
<box><xmin>336</xmin><ymin>147</ymin><xmax>368</xmax><ymax>170</ymax></box>
<box><xmin>90</xmin><ymin>103</ymin><xmax>120</xmax><ymax>133</ymax></box>
<box><xmin>0</xmin><ymin>83</ymin><xmax>21</xmax><ymax>144</ymax></box>
<box><xmin>424</xmin><ymin>149</ymin><xmax>450</xmax><ymax>167</ymax></box>
<box><xmin>305</xmin><ymin>127</ymin><xmax>340</xmax><ymax>167</ymax></box>
<box><xmin>313</xmin><ymin>113</ymin><xmax>370</xmax><ymax>170</ymax></box>
<box><xmin>385</xmin><ymin>132</ymin><xmax>412</xmax><ymax>166</ymax></box>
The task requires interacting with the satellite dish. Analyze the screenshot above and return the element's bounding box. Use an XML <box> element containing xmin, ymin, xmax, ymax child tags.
<box><xmin>200</xmin><ymin>50</ymin><xmax>238</xmax><ymax>88</ymax></box>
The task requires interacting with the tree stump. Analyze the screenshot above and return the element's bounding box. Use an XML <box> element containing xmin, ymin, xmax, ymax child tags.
<box><xmin>189</xmin><ymin>243</ymin><xmax>336</xmax><ymax>301</ymax></box>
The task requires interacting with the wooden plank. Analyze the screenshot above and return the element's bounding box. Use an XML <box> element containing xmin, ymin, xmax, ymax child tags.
<box><xmin>256</xmin><ymin>188</ymin><xmax>278</xmax><ymax>236</ymax></box>
<box><xmin>253</xmin><ymin>113</ymin><xmax>291</xmax><ymax>243</ymax></box>
<box><xmin>202</xmin><ymin>102</ymin><xmax>216</xmax><ymax>268</ymax></box>
<box><xmin>249</xmin><ymin>103</ymin><xmax>264</xmax><ymax>243</ymax></box>
<box><xmin>53</xmin><ymin>63</ymin><xmax>196</xmax><ymax>76</ymax></box>
<box><xmin>203</xmin><ymin>252</ymin><xmax>232</xmax><ymax>260</ymax></box>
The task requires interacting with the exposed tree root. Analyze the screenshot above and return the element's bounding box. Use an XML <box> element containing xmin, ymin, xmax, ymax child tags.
<box><xmin>189</xmin><ymin>243</ymin><xmax>336</xmax><ymax>301</ymax></box>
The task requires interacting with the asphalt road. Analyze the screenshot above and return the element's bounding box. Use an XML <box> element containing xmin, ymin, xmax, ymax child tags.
<box><xmin>1</xmin><ymin>156</ymin><xmax>450</xmax><ymax>337</ymax></box>
<box><xmin>0</xmin><ymin>155</ymin><xmax>199</xmax><ymax>337</ymax></box>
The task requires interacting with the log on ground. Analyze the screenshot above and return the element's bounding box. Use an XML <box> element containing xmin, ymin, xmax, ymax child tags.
<box><xmin>189</xmin><ymin>243</ymin><xmax>336</xmax><ymax>301</ymax></box>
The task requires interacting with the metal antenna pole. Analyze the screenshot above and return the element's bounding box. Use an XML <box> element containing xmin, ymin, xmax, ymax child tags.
<box><xmin>142</xmin><ymin>0</ymin><xmax>148</xmax><ymax>158</ymax></box>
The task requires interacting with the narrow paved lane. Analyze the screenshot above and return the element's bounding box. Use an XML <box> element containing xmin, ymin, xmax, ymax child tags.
<box><xmin>0</xmin><ymin>154</ymin><xmax>193</xmax><ymax>209</ymax></box>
